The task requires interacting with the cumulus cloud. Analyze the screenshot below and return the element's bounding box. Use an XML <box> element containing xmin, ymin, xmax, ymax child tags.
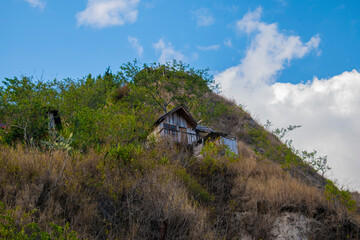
<box><xmin>76</xmin><ymin>0</ymin><xmax>140</xmax><ymax>28</ymax></box>
<box><xmin>197</xmin><ymin>44</ymin><xmax>220</xmax><ymax>51</ymax></box>
<box><xmin>153</xmin><ymin>39</ymin><xmax>186</xmax><ymax>64</ymax></box>
<box><xmin>219</xmin><ymin>7</ymin><xmax>320</xmax><ymax>90</ymax></box>
<box><xmin>24</xmin><ymin>0</ymin><xmax>45</xmax><ymax>9</ymax></box>
<box><xmin>250</xmin><ymin>71</ymin><xmax>360</xmax><ymax>191</ymax></box>
<box><xmin>191</xmin><ymin>8</ymin><xmax>215</xmax><ymax>27</ymax></box>
<box><xmin>216</xmin><ymin>8</ymin><xmax>360</xmax><ymax>190</ymax></box>
<box><xmin>128</xmin><ymin>36</ymin><xmax>143</xmax><ymax>56</ymax></box>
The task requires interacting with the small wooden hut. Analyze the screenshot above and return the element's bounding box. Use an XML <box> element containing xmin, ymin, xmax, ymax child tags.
<box><xmin>152</xmin><ymin>105</ymin><xmax>199</xmax><ymax>145</ymax></box>
<box><xmin>151</xmin><ymin>105</ymin><xmax>239</xmax><ymax>155</ymax></box>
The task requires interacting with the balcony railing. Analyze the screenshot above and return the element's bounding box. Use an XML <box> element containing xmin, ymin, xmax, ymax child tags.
<box><xmin>158</xmin><ymin>128</ymin><xmax>203</xmax><ymax>145</ymax></box>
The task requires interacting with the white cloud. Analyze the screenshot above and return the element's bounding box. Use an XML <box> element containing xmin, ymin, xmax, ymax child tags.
<box><xmin>191</xmin><ymin>8</ymin><xmax>215</xmax><ymax>27</ymax></box>
<box><xmin>255</xmin><ymin>71</ymin><xmax>360</xmax><ymax>191</ymax></box>
<box><xmin>153</xmin><ymin>39</ymin><xmax>186</xmax><ymax>64</ymax></box>
<box><xmin>216</xmin><ymin>7</ymin><xmax>360</xmax><ymax>191</ymax></box>
<box><xmin>76</xmin><ymin>0</ymin><xmax>140</xmax><ymax>28</ymax></box>
<box><xmin>219</xmin><ymin>7</ymin><xmax>320</xmax><ymax>90</ymax></box>
<box><xmin>197</xmin><ymin>44</ymin><xmax>220</xmax><ymax>51</ymax></box>
<box><xmin>224</xmin><ymin>39</ymin><xmax>232</xmax><ymax>48</ymax></box>
<box><xmin>24</xmin><ymin>0</ymin><xmax>45</xmax><ymax>9</ymax></box>
<box><xmin>128</xmin><ymin>36</ymin><xmax>143</xmax><ymax>56</ymax></box>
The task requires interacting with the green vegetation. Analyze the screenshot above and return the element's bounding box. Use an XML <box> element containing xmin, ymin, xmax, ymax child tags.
<box><xmin>0</xmin><ymin>60</ymin><xmax>358</xmax><ymax>239</ymax></box>
<box><xmin>325</xmin><ymin>180</ymin><xmax>357</xmax><ymax>212</ymax></box>
<box><xmin>0</xmin><ymin>201</ymin><xmax>78</xmax><ymax>240</ymax></box>
<box><xmin>0</xmin><ymin>60</ymin><xmax>217</xmax><ymax>149</ymax></box>
<box><xmin>175</xmin><ymin>168</ymin><xmax>214</xmax><ymax>204</ymax></box>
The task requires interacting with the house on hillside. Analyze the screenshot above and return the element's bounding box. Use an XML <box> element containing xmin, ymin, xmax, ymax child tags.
<box><xmin>151</xmin><ymin>105</ymin><xmax>238</xmax><ymax>155</ymax></box>
<box><xmin>152</xmin><ymin>105</ymin><xmax>200</xmax><ymax>145</ymax></box>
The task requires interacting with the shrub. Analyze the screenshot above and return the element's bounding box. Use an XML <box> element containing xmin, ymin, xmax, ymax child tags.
<box><xmin>324</xmin><ymin>180</ymin><xmax>357</xmax><ymax>212</ymax></box>
<box><xmin>175</xmin><ymin>169</ymin><xmax>214</xmax><ymax>204</ymax></box>
<box><xmin>0</xmin><ymin>201</ymin><xmax>79</xmax><ymax>239</ymax></box>
<box><xmin>108</xmin><ymin>143</ymin><xmax>143</xmax><ymax>165</ymax></box>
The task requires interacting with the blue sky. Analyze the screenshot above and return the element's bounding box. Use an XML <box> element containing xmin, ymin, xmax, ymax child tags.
<box><xmin>1</xmin><ymin>0</ymin><xmax>360</xmax><ymax>191</ymax></box>
<box><xmin>1</xmin><ymin>0</ymin><xmax>359</xmax><ymax>82</ymax></box>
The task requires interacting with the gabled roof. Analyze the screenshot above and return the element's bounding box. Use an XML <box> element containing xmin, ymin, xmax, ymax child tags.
<box><xmin>154</xmin><ymin>105</ymin><xmax>198</xmax><ymax>128</ymax></box>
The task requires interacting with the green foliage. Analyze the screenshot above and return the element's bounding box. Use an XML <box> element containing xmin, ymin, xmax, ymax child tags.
<box><xmin>199</xmin><ymin>140</ymin><xmax>239</xmax><ymax>174</ymax></box>
<box><xmin>41</xmin><ymin>132</ymin><xmax>73</xmax><ymax>152</ymax></box>
<box><xmin>272</xmin><ymin>125</ymin><xmax>302</xmax><ymax>140</ymax></box>
<box><xmin>0</xmin><ymin>77</ymin><xmax>58</xmax><ymax>145</ymax></box>
<box><xmin>301</xmin><ymin>150</ymin><xmax>331</xmax><ymax>177</ymax></box>
<box><xmin>248</xmin><ymin>125</ymin><xmax>280</xmax><ymax>161</ymax></box>
<box><xmin>270</xmin><ymin>123</ymin><xmax>331</xmax><ymax>175</ymax></box>
<box><xmin>159</xmin><ymin>156</ymin><xmax>169</xmax><ymax>165</ymax></box>
<box><xmin>200</xmin><ymin>141</ymin><xmax>225</xmax><ymax>174</ymax></box>
<box><xmin>175</xmin><ymin>169</ymin><xmax>214</xmax><ymax>204</ymax></box>
<box><xmin>248</xmin><ymin>127</ymin><xmax>269</xmax><ymax>150</ymax></box>
<box><xmin>108</xmin><ymin>143</ymin><xmax>143</xmax><ymax>165</ymax></box>
<box><xmin>128</xmin><ymin>60</ymin><xmax>215</xmax><ymax>113</ymax></box>
<box><xmin>192</xmin><ymin>98</ymin><xmax>230</xmax><ymax>126</ymax></box>
<box><xmin>324</xmin><ymin>180</ymin><xmax>357</xmax><ymax>212</ymax></box>
<box><xmin>247</xmin><ymin>123</ymin><xmax>309</xmax><ymax>170</ymax></box>
<box><xmin>0</xmin><ymin>201</ymin><xmax>79</xmax><ymax>239</ymax></box>
<box><xmin>0</xmin><ymin>61</ymin><xmax>216</xmax><ymax>151</ymax></box>
<box><xmin>225</xmin><ymin>148</ymin><xmax>238</xmax><ymax>163</ymax></box>
<box><xmin>57</xmin><ymin>69</ymin><xmax>124</xmax><ymax>112</ymax></box>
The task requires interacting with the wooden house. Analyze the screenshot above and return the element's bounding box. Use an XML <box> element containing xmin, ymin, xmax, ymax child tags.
<box><xmin>152</xmin><ymin>105</ymin><xmax>199</xmax><ymax>145</ymax></box>
<box><xmin>151</xmin><ymin>105</ymin><xmax>239</xmax><ymax>155</ymax></box>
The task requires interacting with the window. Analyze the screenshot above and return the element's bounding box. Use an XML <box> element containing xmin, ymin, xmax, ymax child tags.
<box><xmin>164</xmin><ymin>123</ymin><xmax>177</xmax><ymax>135</ymax></box>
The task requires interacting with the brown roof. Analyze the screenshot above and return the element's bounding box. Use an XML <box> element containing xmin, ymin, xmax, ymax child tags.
<box><xmin>154</xmin><ymin>105</ymin><xmax>198</xmax><ymax>129</ymax></box>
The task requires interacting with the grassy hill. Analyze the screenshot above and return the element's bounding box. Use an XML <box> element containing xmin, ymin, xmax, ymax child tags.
<box><xmin>0</xmin><ymin>61</ymin><xmax>359</xmax><ymax>239</ymax></box>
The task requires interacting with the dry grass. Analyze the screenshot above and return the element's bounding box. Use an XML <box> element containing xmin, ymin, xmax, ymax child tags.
<box><xmin>0</xmin><ymin>144</ymin><xmax>216</xmax><ymax>239</ymax></box>
<box><xmin>0</xmin><ymin>141</ymin><xmax>357</xmax><ymax>239</ymax></box>
<box><xmin>232</xmin><ymin>156</ymin><xmax>329</xmax><ymax>213</ymax></box>
<box><xmin>237</xmin><ymin>140</ymin><xmax>257</xmax><ymax>159</ymax></box>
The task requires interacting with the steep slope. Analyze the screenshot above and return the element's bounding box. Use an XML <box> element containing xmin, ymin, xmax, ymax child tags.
<box><xmin>0</xmin><ymin>63</ymin><xmax>359</xmax><ymax>239</ymax></box>
<box><xmin>1</xmin><ymin>103</ymin><xmax>359</xmax><ymax>239</ymax></box>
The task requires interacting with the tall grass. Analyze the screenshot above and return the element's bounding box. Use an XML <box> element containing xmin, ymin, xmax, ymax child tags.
<box><xmin>0</xmin><ymin>140</ymin><xmax>358</xmax><ymax>239</ymax></box>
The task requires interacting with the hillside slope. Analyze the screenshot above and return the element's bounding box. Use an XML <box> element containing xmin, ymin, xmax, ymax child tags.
<box><xmin>0</xmin><ymin>62</ymin><xmax>359</xmax><ymax>239</ymax></box>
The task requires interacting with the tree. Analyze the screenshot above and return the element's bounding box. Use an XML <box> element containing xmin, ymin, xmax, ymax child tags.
<box><xmin>120</xmin><ymin>60</ymin><xmax>215</xmax><ymax>113</ymax></box>
<box><xmin>272</xmin><ymin>123</ymin><xmax>331</xmax><ymax>176</ymax></box>
<box><xmin>301</xmin><ymin>150</ymin><xmax>331</xmax><ymax>177</ymax></box>
<box><xmin>0</xmin><ymin>77</ymin><xmax>58</xmax><ymax>145</ymax></box>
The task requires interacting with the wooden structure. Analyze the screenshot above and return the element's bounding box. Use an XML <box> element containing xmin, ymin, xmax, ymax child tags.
<box><xmin>194</xmin><ymin>124</ymin><xmax>238</xmax><ymax>155</ymax></box>
<box><xmin>152</xmin><ymin>105</ymin><xmax>200</xmax><ymax>145</ymax></box>
<box><xmin>152</xmin><ymin>105</ymin><xmax>239</xmax><ymax>155</ymax></box>
<box><xmin>48</xmin><ymin>110</ymin><xmax>62</xmax><ymax>131</ymax></box>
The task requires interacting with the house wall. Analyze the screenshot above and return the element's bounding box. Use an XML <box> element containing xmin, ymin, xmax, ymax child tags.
<box><xmin>220</xmin><ymin>137</ymin><xmax>239</xmax><ymax>155</ymax></box>
<box><xmin>159</xmin><ymin>112</ymin><xmax>197</xmax><ymax>144</ymax></box>
<box><xmin>152</xmin><ymin>123</ymin><xmax>163</xmax><ymax>137</ymax></box>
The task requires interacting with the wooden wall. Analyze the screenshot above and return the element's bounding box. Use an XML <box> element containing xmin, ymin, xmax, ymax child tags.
<box><xmin>156</xmin><ymin>112</ymin><xmax>197</xmax><ymax>144</ymax></box>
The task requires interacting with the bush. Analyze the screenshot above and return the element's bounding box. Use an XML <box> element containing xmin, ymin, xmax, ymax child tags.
<box><xmin>0</xmin><ymin>201</ymin><xmax>79</xmax><ymax>239</ymax></box>
<box><xmin>324</xmin><ymin>180</ymin><xmax>357</xmax><ymax>212</ymax></box>
<box><xmin>175</xmin><ymin>169</ymin><xmax>214</xmax><ymax>204</ymax></box>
